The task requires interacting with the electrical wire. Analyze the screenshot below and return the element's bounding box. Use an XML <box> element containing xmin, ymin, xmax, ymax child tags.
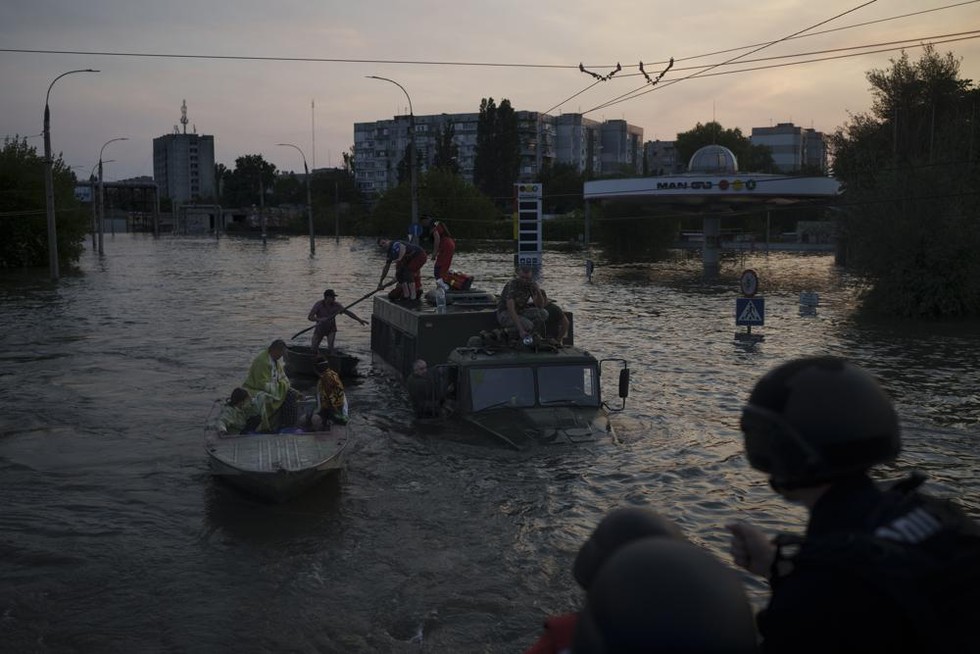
<box><xmin>583</xmin><ymin>0</ymin><xmax>880</xmax><ymax>115</ymax></box>
<box><xmin>0</xmin><ymin>0</ymin><xmax>974</xmax><ymax>74</ymax></box>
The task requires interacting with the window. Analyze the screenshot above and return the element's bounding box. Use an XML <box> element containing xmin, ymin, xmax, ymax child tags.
<box><xmin>469</xmin><ymin>367</ymin><xmax>535</xmax><ymax>411</ymax></box>
<box><xmin>538</xmin><ymin>365</ymin><xmax>599</xmax><ymax>407</ymax></box>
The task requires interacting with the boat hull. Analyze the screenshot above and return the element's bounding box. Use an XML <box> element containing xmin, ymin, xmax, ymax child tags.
<box><xmin>205</xmin><ymin>426</ymin><xmax>350</xmax><ymax>502</ymax></box>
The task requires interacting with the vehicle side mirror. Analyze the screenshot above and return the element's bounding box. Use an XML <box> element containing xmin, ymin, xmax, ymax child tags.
<box><xmin>618</xmin><ymin>368</ymin><xmax>630</xmax><ymax>399</ymax></box>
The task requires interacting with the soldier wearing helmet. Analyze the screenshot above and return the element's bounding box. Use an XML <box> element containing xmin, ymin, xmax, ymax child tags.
<box><xmin>727</xmin><ymin>356</ymin><xmax>979</xmax><ymax>653</ymax></box>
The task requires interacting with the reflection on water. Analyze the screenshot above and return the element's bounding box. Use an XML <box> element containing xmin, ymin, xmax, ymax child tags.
<box><xmin>0</xmin><ymin>234</ymin><xmax>977</xmax><ymax>651</ymax></box>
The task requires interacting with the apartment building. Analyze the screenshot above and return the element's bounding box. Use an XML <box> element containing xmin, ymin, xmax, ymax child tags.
<box><xmin>644</xmin><ymin>140</ymin><xmax>682</xmax><ymax>176</ymax></box>
<box><xmin>750</xmin><ymin>122</ymin><xmax>828</xmax><ymax>173</ymax></box>
<box><xmin>555</xmin><ymin>114</ymin><xmax>602</xmax><ymax>174</ymax></box>
<box><xmin>354</xmin><ymin>110</ymin><xmax>638</xmax><ymax>197</ymax></box>
<box><xmin>599</xmin><ymin>120</ymin><xmax>644</xmax><ymax>176</ymax></box>
<box><xmin>152</xmin><ymin>132</ymin><xmax>216</xmax><ymax>202</ymax></box>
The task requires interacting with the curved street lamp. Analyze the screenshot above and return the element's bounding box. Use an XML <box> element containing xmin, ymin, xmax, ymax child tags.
<box><xmin>43</xmin><ymin>68</ymin><xmax>99</xmax><ymax>279</ymax></box>
<box><xmin>98</xmin><ymin>137</ymin><xmax>128</xmax><ymax>255</ymax></box>
<box><xmin>367</xmin><ymin>75</ymin><xmax>418</xmax><ymax>240</ymax></box>
<box><xmin>276</xmin><ymin>142</ymin><xmax>315</xmax><ymax>256</ymax></box>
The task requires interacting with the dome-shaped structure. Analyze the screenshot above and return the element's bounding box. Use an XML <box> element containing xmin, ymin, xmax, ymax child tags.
<box><xmin>688</xmin><ymin>145</ymin><xmax>738</xmax><ymax>174</ymax></box>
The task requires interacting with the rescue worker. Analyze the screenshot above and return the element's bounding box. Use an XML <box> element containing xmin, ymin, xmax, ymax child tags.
<box><xmin>377</xmin><ymin>237</ymin><xmax>427</xmax><ymax>301</ymax></box>
<box><xmin>727</xmin><ymin>356</ymin><xmax>979</xmax><ymax>653</ymax></box>
<box><xmin>420</xmin><ymin>214</ymin><xmax>456</xmax><ymax>287</ymax></box>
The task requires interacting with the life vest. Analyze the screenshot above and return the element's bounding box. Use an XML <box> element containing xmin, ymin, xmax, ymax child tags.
<box><xmin>388</xmin><ymin>240</ymin><xmax>423</xmax><ymax>262</ymax></box>
<box><xmin>446</xmin><ymin>269</ymin><xmax>473</xmax><ymax>290</ymax></box>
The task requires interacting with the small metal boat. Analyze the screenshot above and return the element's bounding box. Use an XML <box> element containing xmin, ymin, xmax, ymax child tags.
<box><xmin>205</xmin><ymin>424</ymin><xmax>350</xmax><ymax>502</ymax></box>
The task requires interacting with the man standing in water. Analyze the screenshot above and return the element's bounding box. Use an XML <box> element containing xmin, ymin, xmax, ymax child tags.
<box><xmin>307</xmin><ymin>289</ymin><xmax>367</xmax><ymax>355</ymax></box>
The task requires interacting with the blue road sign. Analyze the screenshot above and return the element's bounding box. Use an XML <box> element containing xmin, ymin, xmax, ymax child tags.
<box><xmin>736</xmin><ymin>297</ymin><xmax>765</xmax><ymax>326</ymax></box>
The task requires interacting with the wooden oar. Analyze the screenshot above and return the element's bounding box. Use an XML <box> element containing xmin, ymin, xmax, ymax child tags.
<box><xmin>290</xmin><ymin>281</ymin><xmax>397</xmax><ymax>340</ymax></box>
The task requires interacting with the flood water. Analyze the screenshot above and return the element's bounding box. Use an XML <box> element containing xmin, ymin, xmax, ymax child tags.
<box><xmin>1</xmin><ymin>234</ymin><xmax>978</xmax><ymax>652</ymax></box>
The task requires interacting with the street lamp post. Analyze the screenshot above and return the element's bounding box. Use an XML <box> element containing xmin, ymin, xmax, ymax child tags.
<box><xmin>98</xmin><ymin>137</ymin><xmax>128</xmax><ymax>256</ymax></box>
<box><xmin>87</xmin><ymin>160</ymin><xmax>109</xmax><ymax>250</ymax></box>
<box><xmin>43</xmin><ymin>68</ymin><xmax>99</xmax><ymax>280</ymax></box>
<box><xmin>277</xmin><ymin>143</ymin><xmax>316</xmax><ymax>256</ymax></box>
<box><xmin>367</xmin><ymin>75</ymin><xmax>418</xmax><ymax>240</ymax></box>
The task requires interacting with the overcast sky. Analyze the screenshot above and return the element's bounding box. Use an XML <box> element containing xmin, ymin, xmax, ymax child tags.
<box><xmin>2</xmin><ymin>0</ymin><xmax>978</xmax><ymax>181</ymax></box>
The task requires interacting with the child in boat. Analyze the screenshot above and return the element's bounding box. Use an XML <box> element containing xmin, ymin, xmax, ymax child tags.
<box><xmin>217</xmin><ymin>387</ymin><xmax>260</xmax><ymax>436</ymax></box>
<box><xmin>311</xmin><ymin>366</ymin><xmax>349</xmax><ymax>430</ymax></box>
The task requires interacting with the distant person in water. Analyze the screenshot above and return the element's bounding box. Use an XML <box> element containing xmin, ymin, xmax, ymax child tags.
<box><xmin>406</xmin><ymin>358</ymin><xmax>443</xmax><ymax>418</ymax></box>
<box><xmin>307</xmin><ymin>288</ymin><xmax>367</xmax><ymax>355</ymax></box>
<box><xmin>377</xmin><ymin>238</ymin><xmax>428</xmax><ymax>301</ymax></box>
<box><xmin>242</xmin><ymin>339</ymin><xmax>300</xmax><ymax>432</ymax></box>
<box><xmin>217</xmin><ymin>387</ymin><xmax>260</xmax><ymax>436</ymax></box>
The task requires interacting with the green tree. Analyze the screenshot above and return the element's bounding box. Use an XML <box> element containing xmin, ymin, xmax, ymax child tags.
<box><xmin>276</xmin><ymin>171</ymin><xmax>304</xmax><ymax>205</ymax></box>
<box><xmin>396</xmin><ymin>143</ymin><xmax>423</xmax><ymax>187</ymax></box>
<box><xmin>474</xmin><ymin>98</ymin><xmax>520</xmax><ymax>204</ymax></box>
<box><xmin>342</xmin><ymin>147</ymin><xmax>356</xmax><ymax>177</ymax></box>
<box><xmin>536</xmin><ymin>162</ymin><xmax>587</xmax><ymax>214</ymax></box>
<box><xmin>432</xmin><ymin>120</ymin><xmax>460</xmax><ymax>174</ymax></box>
<box><xmin>370</xmin><ymin>168</ymin><xmax>505</xmax><ymax>239</ymax></box>
<box><xmin>675</xmin><ymin>121</ymin><xmax>774</xmax><ymax>173</ymax></box>
<box><xmin>831</xmin><ymin>46</ymin><xmax>980</xmax><ymax>318</ymax></box>
<box><xmin>0</xmin><ymin>137</ymin><xmax>88</xmax><ymax>269</ymax></box>
<box><xmin>221</xmin><ymin>154</ymin><xmax>278</xmax><ymax>208</ymax></box>
<box><xmin>309</xmin><ymin>165</ymin><xmax>368</xmax><ymax>235</ymax></box>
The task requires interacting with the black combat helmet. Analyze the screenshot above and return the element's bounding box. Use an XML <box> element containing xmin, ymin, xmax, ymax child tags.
<box><xmin>572</xmin><ymin>539</ymin><xmax>759</xmax><ymax>653</ymax></box>
<box><xmin>573</xmin><ymin>507</ymin><xmax>684</xmax><ymax>590</ymax></box>
<box><xmin>740</xmin><ymin>356</ymin><xmax>900</xmax><ymax>489</ymax></box>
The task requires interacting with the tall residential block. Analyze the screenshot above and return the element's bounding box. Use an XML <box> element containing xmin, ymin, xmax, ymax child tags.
<box><xmin>750</xmin><ymin>122</ymin><xmax>827</xmax><ymax>173</ymax></box>
<box><xmin>153</xmin><ymin>133</ymin><xmax>216</xmax><ymax>203</ymax></box>
<box><xmin>599</xmin><ymin>120</ymin><xmax>644</xmax><ymax>176</ymax></box>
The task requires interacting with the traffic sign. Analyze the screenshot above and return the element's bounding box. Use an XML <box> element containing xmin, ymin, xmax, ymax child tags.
<box><xmin>740</xmin><ymin>269</ymin><xmax>759</xmax><ymax>297</ymax></box>
<box><xmin>736</xmin><ymin>297</ymin><xmax>765</xmax><ymax>326</ymax></box>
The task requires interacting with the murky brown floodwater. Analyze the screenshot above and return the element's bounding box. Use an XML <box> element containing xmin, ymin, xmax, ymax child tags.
<box><xmin>1</xmin><ymin>234</ymin><xmax>977</xmax><ymax>652</ymax></box>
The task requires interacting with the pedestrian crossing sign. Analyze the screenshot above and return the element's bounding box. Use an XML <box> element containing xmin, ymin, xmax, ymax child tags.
<box><xmin>736</xmin><ymin>297</ymin><xmax>765</xmax><ymax>326</ymax></box>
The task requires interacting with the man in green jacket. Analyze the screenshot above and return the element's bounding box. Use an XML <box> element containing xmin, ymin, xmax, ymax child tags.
<box><xmin>242</xmin><ymin>339</ymin><xmax>299</xmax><ymax>431</ymax></box>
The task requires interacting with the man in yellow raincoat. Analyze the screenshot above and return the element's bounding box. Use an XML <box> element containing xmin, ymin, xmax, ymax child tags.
<box><xmin>242</xmin><ymin>339</ymin><xmax>299</xmax><ymax>431</ymax></box>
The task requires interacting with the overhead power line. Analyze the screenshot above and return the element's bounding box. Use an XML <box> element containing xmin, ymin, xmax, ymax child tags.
<box><xmin>583</xmin><ymin>0</ymin><xmax>880</xmax><ymax>115</ymax></box>
<box><xmin>582</xmin><ymin>32</ymin><xmax>980</xmax><ymax>115</ymax></box>
<box><xmin>0</xmin><ymin>0</ymin><xmax>975</xmax><ymax>73</ymax></box>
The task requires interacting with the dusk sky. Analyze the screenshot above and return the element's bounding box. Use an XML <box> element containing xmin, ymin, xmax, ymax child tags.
<box><xmin>2</xmin><ymin>0</ymin><xmax>978</xmax><ymax>182</ymax></box>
